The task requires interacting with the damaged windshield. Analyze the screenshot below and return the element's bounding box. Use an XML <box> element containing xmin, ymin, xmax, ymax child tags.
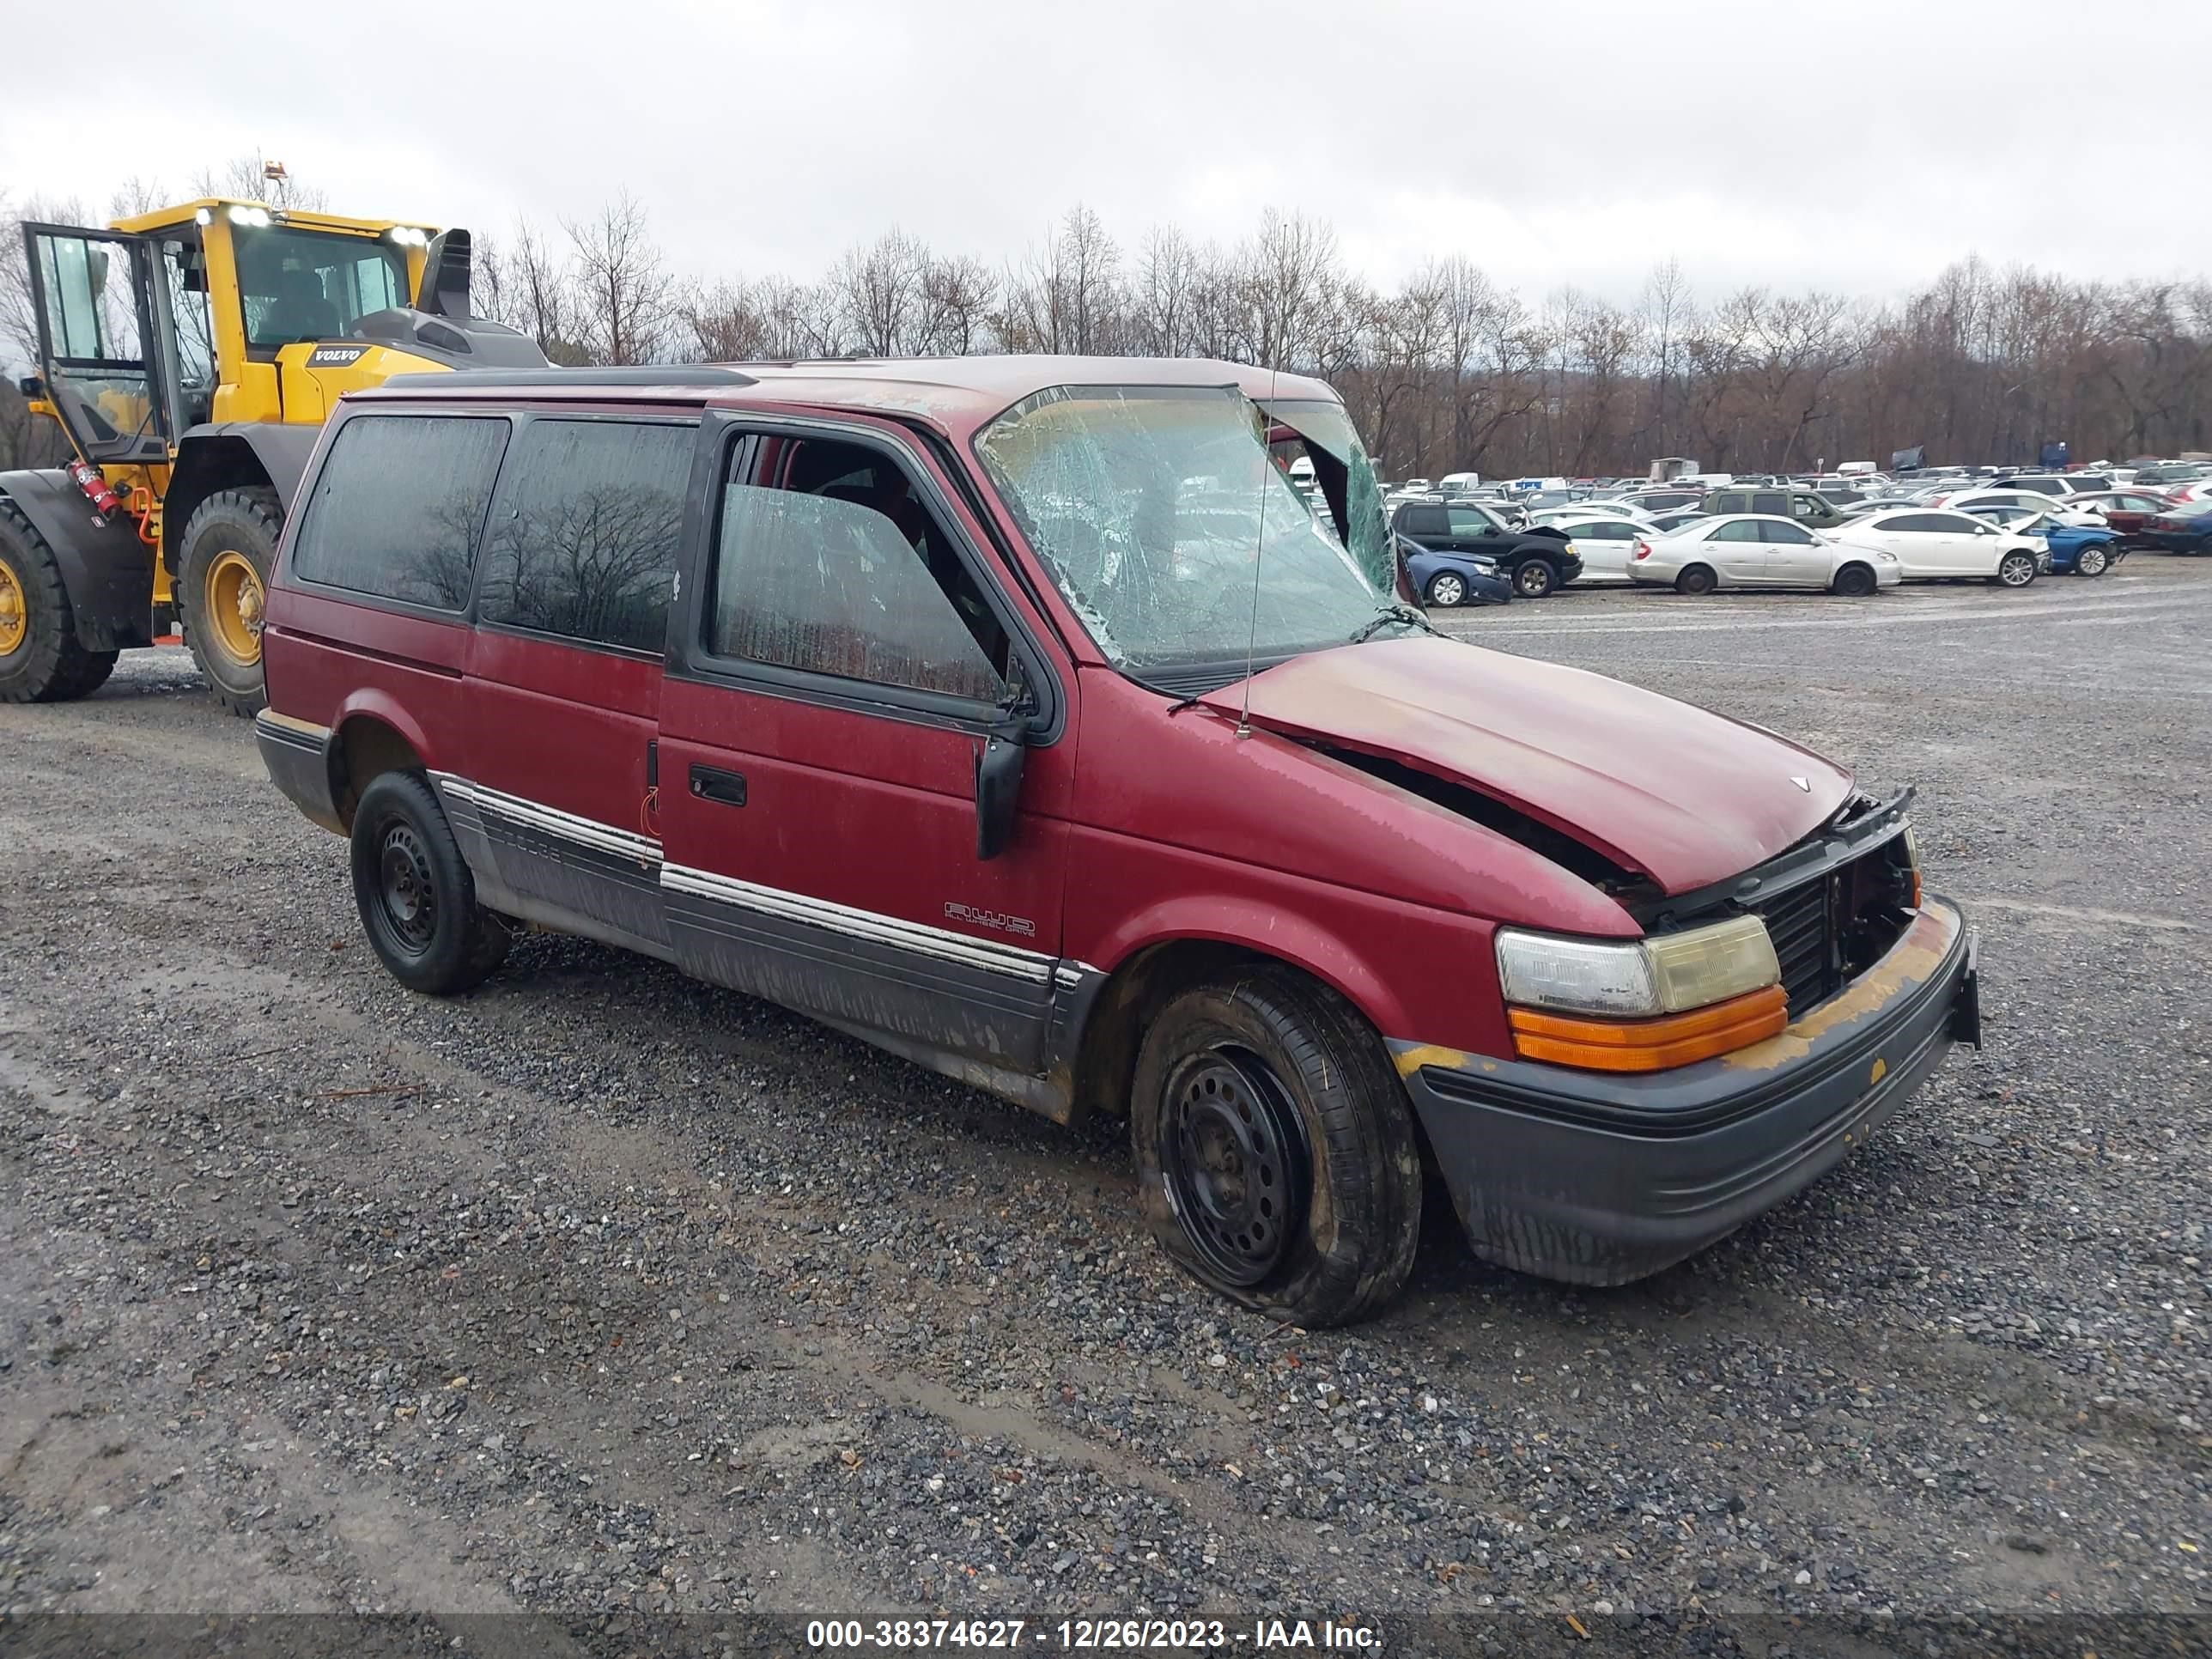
<box><xmin>973</xmin><ymin>384</ymin><xmax>1403</xmax><ymax>676</ymax></box>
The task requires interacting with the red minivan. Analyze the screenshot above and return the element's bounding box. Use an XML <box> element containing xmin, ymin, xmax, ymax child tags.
<box><xmin>257</xmin><ymin>357</ymin><xmax>1979</xmax><ymax>1325</ymax></box>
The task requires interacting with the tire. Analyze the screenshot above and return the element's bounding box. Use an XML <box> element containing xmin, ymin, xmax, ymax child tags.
<box><xmin>1674</xmin><ymin>563</ymin><xmax>1717</xmax><ymax>596</ymax></box>
<box><xmin>178</xmin><ymin>485</ymin><xmax>282</xmax><ymax>717</ymax></box>
<box><xmin>2074</xmin><ymin>544</ymin><xmax>2109</xmax><ymax>577</ymax></box>
<box><xmin>1830</xmin><ymin>562</ymin><xmax>1877</xmax><ymax>598</ymax></box>
<box><xmin>1131</xmin><ymin>966</ymin><xmax>1423</xmax><ymax>1328</ymax></box>
<box><xmin>1512</xmin><ymin>559</ymin><xmax>1556</xmax><ymax>599</ymax></box>
<box><xmin>0</xmin><ymin>499</ymin><xmax>121</xmax><ymax>704</ymax></box>
<box><xmin>349</xmin><ymin>771</ymin><xmax>512</xmax><ymax>995</ymax></box>
<box><xmin>1425</xmin><ymin>571</ymin><xmax>1467</xmax><ymax>607</ymax></box>
<box><xmin>1993</xmin><ymin>550</ymin><xmax>2037</xmax><ymax>588</ymax></box>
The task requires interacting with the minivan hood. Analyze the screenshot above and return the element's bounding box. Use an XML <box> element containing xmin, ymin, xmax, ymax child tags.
<box><xmin>1200</xmin><ymin>635</ymin><xmax>1854</xmax><ymax>896</ymax></box>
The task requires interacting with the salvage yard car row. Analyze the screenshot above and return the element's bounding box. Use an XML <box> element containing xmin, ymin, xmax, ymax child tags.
<box><xmin>1384</xmin><ymin>460</ymin><xmax>2212</xmax><ymax>604</ymax></box>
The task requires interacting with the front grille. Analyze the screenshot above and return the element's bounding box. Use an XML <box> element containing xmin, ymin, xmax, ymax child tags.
<box><xmin>1747</xmin><ymin>841</ymin><xmax>1913</xmax><ymax>1018</ymax></box>
<box><xmin>1755</xmin><ymin>876</ymin><xmax>1837</xmax><ymax>1016</ymax></box>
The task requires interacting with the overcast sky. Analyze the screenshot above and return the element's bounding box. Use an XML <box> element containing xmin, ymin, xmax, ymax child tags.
<box><xmin>4</xmin><ymin>0</ymin><xmax>2208</xmax><ymax>308</ymax></box>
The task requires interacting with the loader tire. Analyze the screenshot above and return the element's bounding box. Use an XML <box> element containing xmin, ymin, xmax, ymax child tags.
<box><xmin>179</xmin><ymin>486</ymin><xmax>282</xmax><ymax>718</ymax></box>
<box><xmin>0</xmin><ymin>498</ymin><xmax>120</xmax><ymax>704</ymax></box>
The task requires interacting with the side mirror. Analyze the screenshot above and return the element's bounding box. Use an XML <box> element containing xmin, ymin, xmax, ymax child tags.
<box><xmin>975</xmin><ymin>724</ymin><xmax>1027</xmax><ymax>861</ymax></box>
<box><xmin>416</xmin><ymin>228</ymin><xmax>474</xmax><ymax>319</ymax></box>
<box><xmin>15</xmin><ymin>375</ymin><xmax>44</xmax><ymax>398</ymax></box>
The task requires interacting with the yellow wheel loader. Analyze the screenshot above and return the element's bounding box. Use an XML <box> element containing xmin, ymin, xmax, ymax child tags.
<box><xmin>3</xmin><ymin>200</ymin><xmax>547</xmax><ymax>712</ymax></box>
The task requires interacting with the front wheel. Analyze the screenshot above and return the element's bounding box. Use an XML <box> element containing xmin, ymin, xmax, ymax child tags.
<box><xmin>1425</xmin><ymin>571</ymin><xmax>1467</xmax><ymax>607</ymax></box>
<box><xmin>1994</xmin><ymin>550</ymin><xmax>2038</xmax><ymax>587</ymax></box>
<box><xmin>178</xmin><ymin>486</ymin><xmax>283</xmax><ymax>717</ymax></box>
<box><xmin>349</xmin><ymin>772</ymin><xmax>511</xmax><ymax>995</ymax></box>
<box><xmin>2074</xmin><ymin>544</ymin><xmax>2109</xmax><ymax>577</ymax></box>
<box><xmin>1830</xmin><ymin>562</ymin><xmax>1877</xmax><ymax>598</ymax></box>
<box><xmin>1131</xmin><ymin>968</ymin><xmax>1422</xmax><ymax>1327</ymax></box>
<box><xmin>0</xmin><ymin>501</ymin><xmax>119</xmax><ymax>703</ymax></box>
<box><xmin>1513</xmin><ymin>559</ymin><xmax>1557</xmax><ymax>599</ymax></box>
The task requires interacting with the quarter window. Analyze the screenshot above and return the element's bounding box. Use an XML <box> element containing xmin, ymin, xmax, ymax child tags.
<box><xmin>476</xmin><ymin>419</ymin><xmax>693</xmax><ymax>653</ymax></box>
<box><xmin>709</xmin><ymin>435</ymin><xmax>1007</xmax><ymax>703</ymax></box>
<box><xmin>289</xmin><ymin>415</ymin><xmax>508</xmax><ymax>610</ymax></box>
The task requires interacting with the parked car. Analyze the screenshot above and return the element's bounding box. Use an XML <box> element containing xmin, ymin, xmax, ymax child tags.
<box><xmin>1624</xmin><ymin>489</ymin><xmax>1705</xmax><ymax>513</ymax></box>
<box><xmin>2138</xmin><ymin>500</ymin><xmax>2212</xmax><ymax>554</ymax></box>
<box><xmin>1526</xmin><ymin>502</ymin><xmax>1659</xmax><ymax>532</ymax></box>
<box><xmin>1630</xmin><ymin>514</ymin><xmax>1900</xmax><ymax>595</ymax></box>
<box><xmin>1827</xmin><ymin>507</ymin><xmax>2043</xmax><ymax>586</ymax></box>
<box><xmin>1937</xmin><ymin>489</ymin><xmax>2107</xmax><ymax>526</ymax></box>
<box><xmin>1543</xmin><ymin>514</ymin><xmax>1650</xmax><ymax>583</ymax></box>
<box><xmin>1699</xmin><ymin>485</ymin><xmax>1855</xmax><ymax>531</ymax></box>
<box><xmin>254</xmin><ymin>357</ymin><xmax>1980</xmax><ymax>1324</ymax></box>
<box><xmin>1390</xmin><ymin>501</ymin><xmax>1584</xmax><ymax>597</ymax></box>
<box><xmin>1646</xmin><ymin>508</ymin><xmax>1711</xmax><ymax>534</ymax></box>
<box><xmin>1990</xmin><ymin>473</ymin><xmax>2094</xmax><ymax>497</ymax></box>
<box><xmin>2059</xmin><ymin>490</ymin><xmax>2176</xmax><ymax>540</ymax></box>
<box><xmin>1960</xmin><ymin>505</ymin><xmax>2124</xmax><ymax>575</ymax></box>
<box><xmin>1400</xmin><ymin>537</ymin><xmax>1513</xmax><ymax>607</ymax></box>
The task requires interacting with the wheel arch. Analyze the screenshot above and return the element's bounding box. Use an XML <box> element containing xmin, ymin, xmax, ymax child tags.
<box><xmin>1062</xmin><ymin>903</ymin><xmax>1415</xmax><ymax>1129</ymax></box>
<box><xmin>0</xmin><ymin>468</ymin><xmax>155</xmax><ymax>652</ymax></box>
<box><xmin>161</xmin><ymin>424</ymin><xmax>319</xmax><ymax>574</ymax></box>
<box><xmin>329</xmin><ymin>697</ymin><xmax>436</xmax><ymax>831</ymax></box>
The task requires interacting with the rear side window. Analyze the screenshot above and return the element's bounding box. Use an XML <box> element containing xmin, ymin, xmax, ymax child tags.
<box><xmin>290</xmin><ymin>415</ymin><xmax>508</xmax><ymax>609</ymax></box>
<box><xmin>1751</xmin><ymin>492</ymin><xmax>1785</xmax><ymax>514</ymax></box>
<box><xmin>476</xmin><ymin>419</ymin><xmax>694</xmax><ymax>653</ymax></box>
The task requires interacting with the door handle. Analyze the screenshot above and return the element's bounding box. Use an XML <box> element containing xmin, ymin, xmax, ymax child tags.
<box><xmin>688</xmin><ymin>764</ymin><xmax>746</xmax><ymax>807</ymax></box>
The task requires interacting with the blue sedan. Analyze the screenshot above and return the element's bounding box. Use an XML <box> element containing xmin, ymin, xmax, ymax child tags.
<box><xmin>1399</xmin><ymin>536</ymin><xmax>1513</xmax><ymax>608</ymax></box>
<box><xmin>1964</xmin><ymin>506</ymin><xmax>2123</xmax><ymax>577</ymax></box>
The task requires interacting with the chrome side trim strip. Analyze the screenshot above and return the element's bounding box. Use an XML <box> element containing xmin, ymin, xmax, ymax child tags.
<box><xmin>663</xmin><ymin>861</ymin><xmax>1056</xmax><ymax>985</ymax></box>
<box><xmin>433</xmin><ymin>773</ymin><xmax>661</xmax><ymax>866</ymax></box>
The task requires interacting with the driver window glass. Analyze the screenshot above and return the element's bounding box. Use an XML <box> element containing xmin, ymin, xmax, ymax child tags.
<box><xmin>711</xmin><ymin>435</ymin><xmax>1007</xmax><ymax>702</ymax></box>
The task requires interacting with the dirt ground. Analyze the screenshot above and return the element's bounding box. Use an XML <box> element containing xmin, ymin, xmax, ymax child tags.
<box><xmin>2</xmin><ymin>559</ymin><xmax>2207</xmax><ymax>1656</ymax></box>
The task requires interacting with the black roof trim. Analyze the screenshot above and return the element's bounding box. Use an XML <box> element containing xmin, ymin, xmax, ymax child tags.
<box><xmin>378</xmin><ymin>367</ymin><xmax>757</xmax><ymax>389</ymax></box>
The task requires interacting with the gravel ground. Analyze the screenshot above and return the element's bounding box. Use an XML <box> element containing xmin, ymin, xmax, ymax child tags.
<box><xmin>1</xmin><ymin>557</ymin><xmax>2207</xmax><ymax>1655</ymax></box>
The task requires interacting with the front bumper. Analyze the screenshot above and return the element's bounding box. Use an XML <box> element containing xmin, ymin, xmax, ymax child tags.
<box><xmin>1392</xmin><ymin>899</ymin><xmax>1978</xmax><ymax>1286</ymax></box>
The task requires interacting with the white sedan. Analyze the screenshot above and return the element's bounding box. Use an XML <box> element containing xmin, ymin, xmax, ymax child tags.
<box><xmin>1828</xmin><ymin>507</ymin><xmax>2044</xmax><ymax>585</ymax></box>
<box><xmin>1628</xmin><ymin>514</ymin><xmax>1900</xmax><ymax>595</ymax></box>
<box><xmin>1539</xmin><ymin>514</ymin><xmax>1652</xmax><ymax>582</ymax></box>
<box><xmin>1936</xmin><ymin>488</ymin><xmax>2107</xmax><ymax>526</ymax></box>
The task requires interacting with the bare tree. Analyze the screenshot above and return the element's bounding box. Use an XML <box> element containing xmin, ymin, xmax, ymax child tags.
<box><xmin>562</xmin><ymin>192</ymin><xmax>675</xmax><ymax>366</ymax></box>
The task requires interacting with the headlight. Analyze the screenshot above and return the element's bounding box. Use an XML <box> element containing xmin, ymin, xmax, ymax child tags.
<box><xmin>1496</xmin><ymin>915</ymin><xmax>1787</xmax><ymax>1073</ymax></box>
<box><xmin>1498</xmin><ymin>915</ymin><xmax>1778</xmax><ymax>1017</ymax></box>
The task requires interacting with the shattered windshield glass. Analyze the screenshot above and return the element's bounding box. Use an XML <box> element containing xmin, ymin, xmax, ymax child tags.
<box><xmin>973</xmin><ymin>384</ymin><xmax>1397</xmax><ymax>674</ymax></box>
<box><xmin>1258</xmin><ymin>398</ymin><xmax>1393</xmax><ymax>592</ymax></box>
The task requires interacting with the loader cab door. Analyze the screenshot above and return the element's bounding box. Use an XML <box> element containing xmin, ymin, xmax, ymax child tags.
<box><xmin>21</xmin><ymin>223</ymin><xmax>173</xmax><ymax>465</ymax></box>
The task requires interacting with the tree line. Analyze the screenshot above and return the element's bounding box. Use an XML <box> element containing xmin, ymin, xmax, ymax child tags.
<box><xmin>8</xmin><ymin>166</ymin><xmax>2210</xmax><ymax>477</ymax></box>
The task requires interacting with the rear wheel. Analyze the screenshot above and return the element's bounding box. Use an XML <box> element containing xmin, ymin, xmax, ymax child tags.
<box><xmin>1513</xmin><ymin>559</ymin><xmax>1556</xmax><ymax>599</ymax></box>
<box><xmin>1674</xmin><ymin>563</ymin><xmax>1717</xmax><ymax>595</ymax></box>
<box><xmin>1425</xmin><ymin>571</ymin><xmax>1467</xmax><ymax>607</ymax></box>
<box><xmin>349</xmin><ymin>772</ymin><xmax>511</xmax><ymax>995</ymax></box>
<box><xmin>0</xmin><ymin>500</ymin><xmax>120</xmax><ymax>704</ymax></box>
<box><xmin>1831</xmin><ymin>562</ymin><xmax>1877</xmax><ymax>597</ymax></box>
<box><xmin>178</xmin><ymin>486</ymin><xmax>282</xmax><ymax>717</ymax></box>
<box><xmin>2074</xmin><ymin>544</ymin><xmax>2109</xmax><ymax>577</ymax></box>
<box><xmin>1131</xmin><ymin>967</ymin><xmax>1423</xmax><ymax>1327</ymax></box>
<box><xmin>1993</xmin><ymin>550</ymin><xmax>2037</xmax><ymax>587</ymax></box>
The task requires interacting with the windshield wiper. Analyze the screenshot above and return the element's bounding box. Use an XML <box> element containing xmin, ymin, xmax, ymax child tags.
<box><xmin>1346</xmin><ymin>604</ymin><xmax>1434</xmax><ymax>646</ymax></box>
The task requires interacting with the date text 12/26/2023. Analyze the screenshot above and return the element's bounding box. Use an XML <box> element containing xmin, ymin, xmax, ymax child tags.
<box><xmin>805</xmin><ymin>1619</ymin><xmax>1383</xmax><ymax>1650</ymax></box>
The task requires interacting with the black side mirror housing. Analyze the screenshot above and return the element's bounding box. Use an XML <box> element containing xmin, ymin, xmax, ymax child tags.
<box><xmin>415</xmin><ymin>228</ymin><xmax>474</xmax><ymax>319</ymax></box>
<box><xmin>17</xmin><ymin>375</ymin><xmax>45</xmax><ymax>398</ymax></box>
<box><xmin>975</xmin><ymin>724</ymin><xmax>1027</xmax><ymax>860</ymax></box>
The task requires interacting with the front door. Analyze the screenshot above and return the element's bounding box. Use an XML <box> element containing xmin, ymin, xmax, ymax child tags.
<box><xmin>1759</xmin><ymin>519</ymin><xmax>1831</xmax><ymax>584</ymax></box>
<box><xmin>1706</xmin><ymin>519</ymin><xmax>1771</xmax><ymax>583</ymax></box>
<box><xmin>656</xmin><ymin>414</ymin><xmax>1075</xmax><ymax>1085</ymax></box>
<box><xmin>21</xmin><ymin>223</ymin><xmax>171</xmax><ymax>465</ymax></box>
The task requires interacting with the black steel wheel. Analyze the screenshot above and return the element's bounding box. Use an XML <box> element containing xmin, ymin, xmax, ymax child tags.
<box><xmin>1158</xmin><ymin>1045</ymin><xmax>1313</xmax><ymax>1287</ymax></box>
<box><xmin>349</xmin><ymin>771</ymin><xmax>510</xmax><ymax>994</ymax></box>
<box><xmin>1131</xmin><ymin>966</ymin><xmax>1423</xmax><ymax>1327</ymax></box>
<box><xmin>1675</xmin><ymin>563</ymin><xmax>1717</xmax><ymax>595</ymax></box>
<box><xmin>1831</xmin><ymin>562</ymin><xmax>1877</xmax><ymax>597</ymax></box>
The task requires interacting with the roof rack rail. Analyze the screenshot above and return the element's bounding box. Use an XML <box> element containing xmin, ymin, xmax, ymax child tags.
<box><xmin>379</xmin><ymin>366</ymin><xmax>757</xmax><ymax>389</ymax></box>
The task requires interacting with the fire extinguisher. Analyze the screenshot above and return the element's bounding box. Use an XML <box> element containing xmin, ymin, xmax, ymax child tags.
<box><xmin>66</xmin><ymin>459</ymin><xmax>124</xmax><ymax>522</ymax></box>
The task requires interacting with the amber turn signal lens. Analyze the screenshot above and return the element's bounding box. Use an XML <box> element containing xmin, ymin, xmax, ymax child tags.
<box><xmin>1508</xmin><ymin>985</ymin><xmax>1789</xmax><ymax>1073</ymax></box>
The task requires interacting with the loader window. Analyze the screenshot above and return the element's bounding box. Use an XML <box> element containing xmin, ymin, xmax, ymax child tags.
<box><xmin>234</xmin><ymin>225</ymin><xmax>408</xmax><ymax>351</ymax></box>
<box><xmin>289</xmin><ymin>414</ymin><xmax>509</xmax><ymax>611</ymax></box>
